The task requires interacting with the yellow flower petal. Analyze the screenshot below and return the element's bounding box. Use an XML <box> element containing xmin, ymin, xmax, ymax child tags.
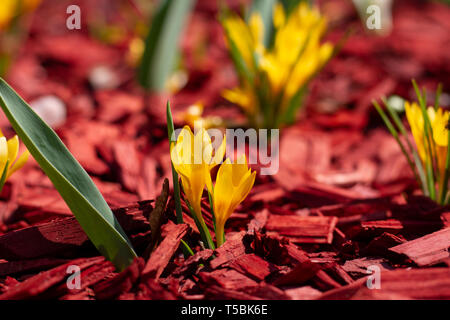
<box><xmin>7</xmin><ymin>135</ymin><xmax>19</xmax><ymax>168</ymax></box>
<box><xmin>210</xmin><ymin>134</ymin><xmax>226</xmax><ymax>169</ymax></box>
<box><xmin>213</xmin><ymin>156</ymin><xmax>255</xmax><ymax>228</ymax></box>
<box><xmin>273</xmin><ymin>3</ymin><xmax>285</xmax><ymax>29</ymax></box>
<box><xmin>0</xmin><ymin>137</ymin><xmax>8</xmax><ymax>175</ymax></box>
<box><xmin>249</xmin><ymin>13</ymin><xmax>264</xmax><ymax>47</ymax></box>
<box><xmin>432</xmin><ymin>108</ymin><xmax>449</xmax><ymax>147</ymax></box>
<box><xmin>405</xmin><ymin>101</ymin><xmax>426</xmax><ymax>161</ymax></box>
<box><xmin>7</xmin><ymin>150</ymin><xmax>30</xmax><ymax>179</ymax></box>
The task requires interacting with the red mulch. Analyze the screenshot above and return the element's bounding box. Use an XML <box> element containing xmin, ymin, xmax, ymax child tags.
<box><xmin>0</xmin><ymin>0</ymin><xmax>449</xmax><ymax>300</ymax></box>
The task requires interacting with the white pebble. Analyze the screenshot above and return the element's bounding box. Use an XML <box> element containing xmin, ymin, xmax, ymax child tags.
<box><xmin>89</xmin><ymin>65</ymin><xmax>119</xmax><ymax>90</ymax></box>
<box><xmin>30</xmin><ymin>95</ymin><xmax>67</xmax><ymax>128</ymax></box>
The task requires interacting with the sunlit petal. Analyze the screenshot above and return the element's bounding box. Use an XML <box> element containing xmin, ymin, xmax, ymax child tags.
<box><xmin>7</xmin><ymin>150</ymin><xmax>30</xmax><ymax>179</ymax></box>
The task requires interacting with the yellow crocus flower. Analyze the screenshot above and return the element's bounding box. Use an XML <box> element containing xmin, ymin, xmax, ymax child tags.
<box><xmin>405</xmin><ymin>101</ymin><xmax>449</xmax><ymax>179</ymax></box>
<box><xmin>376</xmin><ymin>85</ymin><xmax>450</xmax><ymax>205</ymax></box>
<box><xmin>213</xmin><ymin>155</ymin><xmax>255</xmax><ymax>246</ymax></box>
<box><xmin>222</xmin><ymin>14</ymin><xmax>257</xmax><ymax>69</ymax></box>
<box><xmin>0</xmin><ymin>0</ymin><xmax>16</xmax><ymax>29</ymax></box>
<box><xmin>262</xmin><ymin>2</ymin><xmax>332</xmax><ymax>104</ymax></box>
<box><xmin>405</xmin><ymin>101</ymin><xmax>426</xmax><ymax>161</ymax></box>
<box><xmin>222</xmin><ymin>2</ymin><xmax>333</xmax><ymax>128</ymax></box>
<box><xmin>0</xmin><ymin>131</ymin><xmax>29</xmax><ymax>185</ymax></box>
<box><xmin>170</xmin><ymin>126</ymin><xmax>226</xmax><ymax>220</ymax></box>
<box><xmin>0</xmin><ymin>0</ymin><xmax>41</xmax><ymax>30</ymax></box>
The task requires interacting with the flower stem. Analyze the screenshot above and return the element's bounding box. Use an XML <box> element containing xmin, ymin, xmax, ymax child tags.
<box><xmin>188</xmin><ymin>202</ymin><xmax>215</xmax><ymax>250</ymax></box>
<box><xmin>215</xmin><ymin>224</ymin><xmax>225</xmax><ymax>247</ymax></box>
<box><xmin>166</xmin><ymin>101</ymin><xmax>184</xmax><ymax>224</ymax></box>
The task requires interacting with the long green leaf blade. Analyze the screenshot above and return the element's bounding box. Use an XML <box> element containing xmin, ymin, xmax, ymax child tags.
<box><xmin>0</xmin><ymin>78</ymin><xmax>136</xmax><ymax>271</ymax></box>
<box><xmin>248</xmin><ymin>0</ymin><xmax>276</xmax><ymax>46</ymax></box>
<box><xmin>138</xmin><ymin>0</ymin><xmax>194</xmax><ymax>91</ymax></box>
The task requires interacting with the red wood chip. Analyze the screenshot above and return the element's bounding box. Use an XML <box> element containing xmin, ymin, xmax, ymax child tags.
<box><xmin>266</xmin><ymin>215</ymin><xmax>338</xmax><ymax>244</ymax></box>
<box><xmin>1</xmin><ymin>0</ymin><xmax>450</xmax><ymax>301</ymax></box>
<box><xmin>389</xmin><ymin>228</ymin><xmax>450</xmax><ymax>266</ymax></box>
<box><xmin>228</xmin><ymin>254</ymin><xmax>279</xmax><ymax>281</ymax></box>
<box><xmin>0</xmin><ymin>257</ymin><xmax>105</xmax><ymax>300</ymax></box>
<box><xmin>142</xmin><ymin>222</ymin><xmax>188</xmax><ymax>279</ymax></box>
<box><xmin>318</xmin><ymin>268</ymin><xmax>450</xmax><ymax>300</ymax></box>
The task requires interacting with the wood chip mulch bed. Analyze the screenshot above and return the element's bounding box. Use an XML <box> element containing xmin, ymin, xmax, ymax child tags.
<box><xmin>0</xmin><ymin>0</ymin><xmax>449</xmax><ymax>300</ymax></box>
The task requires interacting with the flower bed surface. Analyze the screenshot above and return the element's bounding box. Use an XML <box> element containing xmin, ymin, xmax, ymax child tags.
<box><xmin>0</xmin><ymin>0</ymin><xmax>449</xmax><ymax>300</ymax></box>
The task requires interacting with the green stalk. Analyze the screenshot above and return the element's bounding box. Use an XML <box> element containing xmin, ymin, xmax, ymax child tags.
<box><xmin>180</xmin><ymin>239</ymin><xmax>194</xmax><ymax>256</ymax></box>
<box><xmin>383</xmin><ymin>99</ymin><xmax>428</xmax><ymax>194</ymax></box>
<box><xmin>167</xmin><ymin>101</ymin><xmax>195</xmax><ymax>258</ymax></box>
<box><xmin>187</xmin><ymin>201</ymin><xmax>215</xmax><ymax>250</ymax></box>
<box><xmin>208</xmin><ymin>190</ymin><xmax>217</xmax><ymax>233</ymax></box>
<box><xmin>215</xmin><ymin>224</ymin><xmax>225</xmax><ymax>247</ymax></box>
<box><xmin>166</xmin><ymin>101</ymin><xmax>184</xmax><ymax>224</ymax></box>
<box><xmin>374</xmin><ymin>101</ymin><xmax>420</xmax><ymax>185</ymax></box>
<box><xmin>0</xmin><ymin>160</ymin><xmax>9</xmax><ymax>193</ymax></box>
<box><xmin>439</xmin><ymin>129</ymin><xmax>450</xmax><ymax>204</ymax></box>
<box><xmin>434</xmin><ymin>83</ymin><xmax>442</xmax><ymax>110</ymax></box>
<box><xmin>208</xmin><ymin>189</ymin><xmax>226</xmax><ymax>246</ymax></box>
<box><xmin>412</xmin><ymin>80</ymin><xmax>437</xmax><ymax>199</ymax></box>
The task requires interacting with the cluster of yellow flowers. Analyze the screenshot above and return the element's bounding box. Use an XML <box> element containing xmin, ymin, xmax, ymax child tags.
<box><xmin>0</xmin><ymin>0</ymin><xmax>41</xmax><ymax>30</ymax></box>
<box><xmin>171</xmin><ymin>126</ymin><xmax>255</xmax><ymax>247</ymax></box>
<box><xmin>375</xmin><ymin>83</ymin><xmax>450</xmax><ymax>205</ymax></box>
<box><xmin>0</xmin><ymin>130</ymin><xmax>29</xmax><ymax>189</ymax></box>
<box><xmin>222</xmin><ymin>2</ymin><xmax>334</xmax><ymax>128</ymax></box>
<box><xmin>405</xmin><ymin>101</ymin><xmax>449</xmax><ymax>181</ymax></box>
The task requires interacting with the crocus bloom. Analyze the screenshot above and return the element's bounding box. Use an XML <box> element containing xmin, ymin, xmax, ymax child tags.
<box><xmin>0</xmin><ymin>131</ymin><xmax>29</xmax><ymax>184</ymax></box>
<box><xmin>181</xmin><ymin>102</ymin><xmax>224</xmax><ymax>129</ymax></box>
<box><xmin>222</xmin><ymin>2</ymin><xmax>333</xmax><ymax>125</ymax></box>
<box><xmin>213</xmin><ymin>155</ymin><xmax>255</xmax><ymax>246</ymax></box>
<box><xmin>405</xmin><ymin>101</ymin><xmax>449</xmax><ymax>178</ymax></box>
<box><xmin>0</xmin><ymin>0</ymin><xmax>41</xmax><ymax>29</ymax></box>
<box><xmin>170</xmin><ymin>126</ymin><xmax>226</xmax><ymax>220</ymax></box>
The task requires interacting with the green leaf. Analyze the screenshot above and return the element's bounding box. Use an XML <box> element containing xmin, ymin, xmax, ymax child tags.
<box><xmin>373</xmin><ymin>100</ymin><xmax>424</xmax><ymax>194</ymax></box>
<box><xmin>278</xmin><ymin>86</ymin><xmax>307</xmax><ymax>127</ymax></box>
<box><xmin>138</xmin><ymin>0</ymin><xmax>195</xmax><ymax>91</ymax></box>
<box><xmin>281</xmin><ymin>0</ymin><xmax>307</xmax><ymax>16</ymax></box>
<box><xmin>248</xmin><ymin>0</ymin><xmax>276</xmax><ymax>46</ymax></box>
<box><xmin>383</xmin><ymin>98</ymin><xmax>427</xmax><ymax>194</ymax></box>
<box><xmin>185</xmin><ymin>200</ymin><xmax>215</xmax><ymax>250</ymax></box>
<box><xmin>413</xmin><ymin>80</ymin><xmax>437</xmax><ymax>199</ymax></box>
<box><xmin>439</xmin><ymin>128</ymin><xmax>450</xmax><ymax>204</ymax></box>
<box><xmin>221</xmin><ymin>18</ymin><xmax>255</xmax><ymax>85</ymax></box>
<box><xmin>0</xmin><ymin>78</ymin><xmax>136</xmax><ymax>271</ymax></box>
<box><xmin>166</xmin><ymin>101</ymin><xmax>183</xmax><ymax>224</ymax></box>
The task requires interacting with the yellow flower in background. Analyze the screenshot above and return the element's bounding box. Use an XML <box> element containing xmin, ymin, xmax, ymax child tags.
<box><xmin>0</xmin><ymin>0</ymin><xmax>41</xmax><ymax>30</ymax></box>
<box><xmin>222</xmin><ymin>2</ymin><xmax>334</xmax><ymax>127</ymax></box>
<box><xmin>222</xmin><ymin>13</ymin><xmax>260</xmax><ymax>69</ymax></box>
<box><xmin>222</xmin><ymin>84</ymin><xmax>257</xmax><ymax>116</ymax></box>
<box><xmin>180</xmin><ymin>102</ymin><xmax>224</xmax><ymax>129</ymax></box>
<box><xmin>0</xmin><ymin>131</ymin><xmax>29</xmax><ymax>186</ymax></box>
<box><xmin>405</xmin><ymin>101</ymin><xmax>427</xmax><ymax>161</ymax></box>
<box><xmin>376</xmin><ymin>84</ymin><xmax>450</xmax><ymax>205</ymax></box>
<box><xmin>261</xmin><ymin>2</ymin><xmax>333</xmax><ymax>101</ymax></box>
<box><xmin>170</xmin><ymin>126</ymin><xmax>226</xmax><ymax>220</ymax></box>
<box><xmin>405</xmin><ymin>101</ymin><xmax>449</xmax><ymax>178</ymax></box>
<box><xmin>213</xmin><ymin>155</ymin><xmax>255</xmax><ymax>246</ymax></box>
<box><xmin>165</xmin><ymin>70</ymin><xmax>188</xmax><ymax>94</ymax></box>
<box><xmin>22</xmin><ymin>0</ymin><xmax>41</xmax><ymax>11</ymax></box>
<box><xmin>430</xmin><ymin>107</ymin><xmax>449</xmax><ymax>177</ymax></box>
<box><xmin>0</xmin><ymin>0</ymin><xmax>16</xmax><ymax>29</ymax></box>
